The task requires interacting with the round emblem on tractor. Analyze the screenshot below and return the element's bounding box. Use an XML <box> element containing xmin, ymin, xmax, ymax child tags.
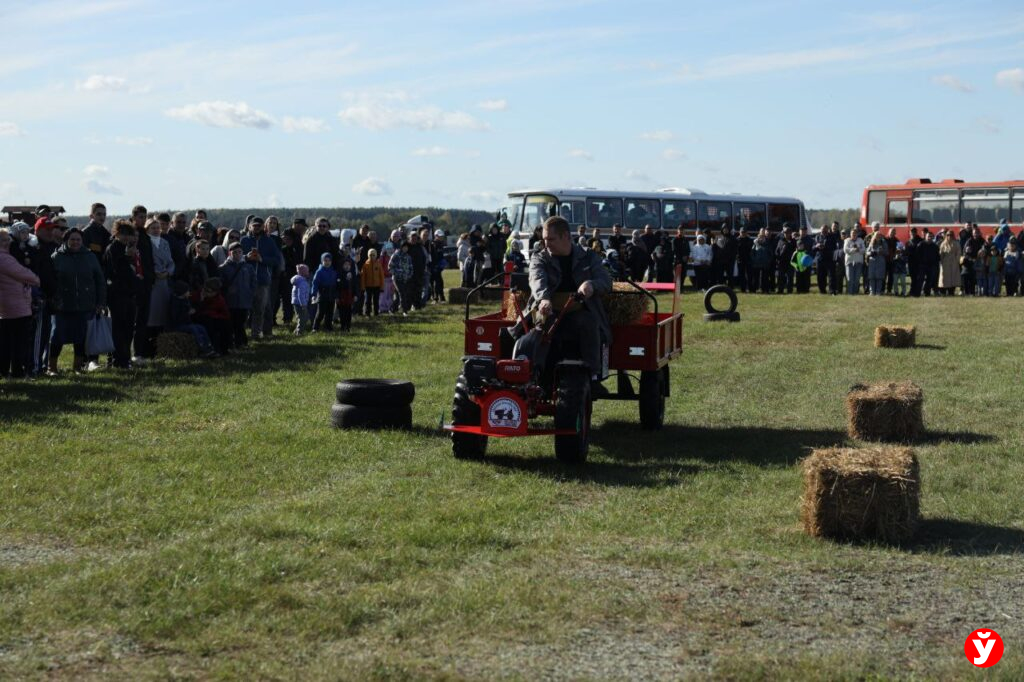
<box><xmin>487</xmin><ymin>397</ymin><xmax>522</xmax><ymax>429</ymax></box>
<box><xmin>475</xmin><ymin>326</ymin><xmax>485</xmax><ymax>335</ymax></box>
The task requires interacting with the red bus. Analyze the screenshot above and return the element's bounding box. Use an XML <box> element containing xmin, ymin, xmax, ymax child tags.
<box><xmin>860</xmin><ymin>178</ymin><xmax>1024</xmax><ymax>240</ymax></box>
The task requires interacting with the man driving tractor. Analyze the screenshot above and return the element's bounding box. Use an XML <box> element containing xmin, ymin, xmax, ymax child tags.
<box><xmin>529</xmin><ymin>216</ymin><xmax>612</xmax><ymax>393</ymax></box>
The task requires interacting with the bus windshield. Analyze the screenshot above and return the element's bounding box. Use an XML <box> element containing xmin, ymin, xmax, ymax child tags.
<box><xmin>520</xmin><ymin>194</ymin><xmax>557</xmax><ymax>232</ymax></box>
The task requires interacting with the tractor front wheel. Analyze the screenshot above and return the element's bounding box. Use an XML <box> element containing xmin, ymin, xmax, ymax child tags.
<box><xmin>451</xmin><ymin>376</ymin><xmax>487</xmax><ymax>460</ymax></box>
<box><xmin>554</xmin><ymin>369</ymin><xmax>592</xmax><ymax>465</ymax></box>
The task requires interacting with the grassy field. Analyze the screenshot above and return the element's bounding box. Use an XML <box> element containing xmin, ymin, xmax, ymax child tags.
<box><xmin>2</xmin><ymin>279</ymin><xmax>1023</xmax><ymax>680</ymax></box>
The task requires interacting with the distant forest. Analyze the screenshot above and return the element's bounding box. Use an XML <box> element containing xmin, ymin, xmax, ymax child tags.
<box><xmin>63</xmin><ymin>206</ymin><xmax>861</xmax><ymax>233</ymax></box>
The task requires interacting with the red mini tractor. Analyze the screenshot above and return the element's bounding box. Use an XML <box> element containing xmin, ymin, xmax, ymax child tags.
<box><xmin>444</xmin><ymin>273</ymin><xmax>684</xmax><ymax>464</ymax></box>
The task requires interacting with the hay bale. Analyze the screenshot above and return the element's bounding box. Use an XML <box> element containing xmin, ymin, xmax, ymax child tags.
<box><xmin>156</xmin><ymin>332</ymin><xmax>198</xmax><ymax>360</ymax></box>
<box><xmin>801</xmin><ymin>446</ymin><xmax>920</xmax><ymax>543</ymax></box>
<box><xmin>874</xmin><ymin>325</ymin><xmax>916</xmax><ymax>348</ymax></box>
<box><xmin>846</xmin><ymin>381</ymin><xmax>924</xmax><ymax>442</ymax></box>
<box><xmin>447</xmin><ymin>287</ymin><xmax>479</xmax><ymax>305</ymax></box>
<box><xmin>502</xmin><ymin>282</ymin><xmax>650</xmax><ymax>324</ymax></box>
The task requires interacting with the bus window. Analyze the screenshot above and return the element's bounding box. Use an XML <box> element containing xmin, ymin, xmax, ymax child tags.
<box><xmin>887</xmin><ymin>200</ymin><xmax>908</xmax><ymax>225</ymax></box>
<box><xmin>663</xmin><ymin>200</ymin><xmax>696</xmax><ymax>233</ymax></box>
<box><xmin>624</xmin><ymin>199</ymin><xmax>660</xmax><ymax>229</ymax></box>
<box><xmin>961</xmin><ymin>188</ymin><xmax>1010</xmax><ymax>224</ymax></box>
<box><xmin>735</xmin><ymin>202</ymin><xmax>767</xmax><ymax>233</ymax></box>
<box><xmin>867</xmin><ymin>191</ymin><xmax>886</xmax><ymax>225</ymax></box>
<box><xmin>1013</xmin><ymin>189</ymin><xmax>1024</xmax><ymax>224</ymax></box>
<box><xmin>911</xmin><ymin>190</ymin><xmax>958</xmax><ymax>225</ymax></box>
<box><xmin>522</xmin><ymin>194</ymin><xmax>557</xmax><ymax>231</ymax></box>
<box><xmin>699</xmin><ymin>201</ymin><xmax>732</xmax><ymax>232</ymax></box>
<box><xmin>767</xmin><ymin>203</ymin><xmax>799</xmax><ymax>231</ymax></box>
<box><xmin>558</xmin><ymin>200</ymin><xmax>585</xmax><ymax>226</ymax></box>
<box><xmin>587</xmin><ymin>198</ymin><xmax>622</xmax><ymax>228</ymax></box>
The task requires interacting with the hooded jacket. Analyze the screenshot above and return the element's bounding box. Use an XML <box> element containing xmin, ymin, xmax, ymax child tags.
<box><xmin>51</xmin><ymin>243</ymin><xmax>107</xmax><ymax>312</ymax></box>
<box><xmin>218</xmin><ymin>257</ymin><xmax>256</xmax><ymax>309</ymax></box>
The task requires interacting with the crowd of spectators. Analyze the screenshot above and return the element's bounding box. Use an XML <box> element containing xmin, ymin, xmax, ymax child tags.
<box><xmin>0</xmin><ymin>205</ymin><xmax>449</xmax><ymax>379</ymax></box>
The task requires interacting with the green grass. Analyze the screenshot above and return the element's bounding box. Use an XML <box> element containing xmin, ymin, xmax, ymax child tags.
<box><xmin>2</xmin><ymin>281</ymin><xmax>1023</xmax><ymax>679</ymax></box>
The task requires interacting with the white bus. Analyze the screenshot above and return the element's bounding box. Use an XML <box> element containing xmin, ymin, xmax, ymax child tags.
<box><xmin>501</xmin><ymin>187</ymin><xmax>812</xmax><ymax>240</ymax></box>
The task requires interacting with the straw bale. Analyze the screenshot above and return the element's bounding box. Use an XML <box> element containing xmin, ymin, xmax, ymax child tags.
<box><xmin>503</xmin><ymin>281</ymin><xmax>649</xmax><ymax>324</ymax></box>
<box><xmin>801</xmin><ymin>446</ymin><xmax>920</xmax><ymax>543</ymax></box>
<box><xmin>874</xmin><ymin>325</ymin><xmax>916</xmax><ymax>348</ymax></box>
<box><xmin>846</xmin><ymin>381</ymin><xmax>924</xmax><ymax>442</ymax></box>
<box><xmin>156</xmin><ymin>332</ymin><xmax>198</xmax><ymax>360</ymax></box>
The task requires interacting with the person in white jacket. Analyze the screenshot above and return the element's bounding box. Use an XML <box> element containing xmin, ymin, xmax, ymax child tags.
<box><xmin>690</xmin><ymin>233</ymin><xmax>713</xmax><ymax>291</ymax></box>
<box><xmin>843</xmin><ymin>231</ymin><xmax>866</xmax><ymax>295</ymax></box>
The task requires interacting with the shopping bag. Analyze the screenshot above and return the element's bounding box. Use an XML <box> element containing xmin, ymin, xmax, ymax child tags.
<box><xmin>86</xmin><ymin>315</ymin><xmax>115</xmax><ymax>356</ymax></box>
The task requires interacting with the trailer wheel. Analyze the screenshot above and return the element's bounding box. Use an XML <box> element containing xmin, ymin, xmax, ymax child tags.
<box><xmin>639</xmin><ymin>369</ymin><xmax>666</xmax><ymax>430</ymax></box>
<box><xmin>451</xmin><ymin>376</ymin><xmax>487</xmax><ymax>460</ymax></box>
<box><xmin>554</xmin><ymin>369</ymin><xmax>592</xmax><ymax>465</ymax></box>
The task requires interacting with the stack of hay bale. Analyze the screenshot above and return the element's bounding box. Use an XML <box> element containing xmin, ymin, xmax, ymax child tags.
<box><xmin>801</xmin><ymin>381</ymin><xmax>925</xmax><ymax>544</ymax></box>
<box><xmin>156</xmin><ymin>332</ymin><xmax>198</xmax><ymax>360</ymax></box>
<box><xmin>874</xmin><ymin>325</ymin><xmax>917</xmax><ymax>348</ymax></box>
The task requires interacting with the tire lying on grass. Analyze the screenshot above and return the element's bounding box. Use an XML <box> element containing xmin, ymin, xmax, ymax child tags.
<box><xmin>335</xmin><ymin>379</ymin><xmax>415</xmax><ymax>407</ymax></box>
<box><xmin>330</xmin><ymin>403</ymin><xmax>412</xmax><ymax>430</ymax></box>
<box><xmin>703</xmin><ymin>284</ymin><xmax>738</xmax><ymax>315</ymax></box>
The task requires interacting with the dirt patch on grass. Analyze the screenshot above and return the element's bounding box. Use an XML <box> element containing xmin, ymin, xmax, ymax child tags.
<box><xmin>440</xmin><ymin>553</ymin><xmax>1024</xmax><ymax>679</ymax></box>
<box><xmin>0</xmin><ymin>540</ymin><xmax>82</xmax><ymax>567</ymax></box>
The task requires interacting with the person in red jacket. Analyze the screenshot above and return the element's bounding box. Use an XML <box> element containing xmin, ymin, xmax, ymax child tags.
<box><xmin>190</xmin><ymin>277</ymin><xmax>232</xmax><ymax>354</ymax></box>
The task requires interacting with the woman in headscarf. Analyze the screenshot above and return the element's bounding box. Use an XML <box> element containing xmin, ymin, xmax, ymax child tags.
<box><xmin>46</xmin><ymin>228</ymin><xmax>106</xmax><ymax>375</ymax></box>
<box><xmin>938</xmin><ymin>229</ymin><xmax>962</xmax><ymax>296</ymax></box>
<box><xmin>146</xmin><ymin>218</ymin><xmax>175</xmax><ymax>339</ymax></box>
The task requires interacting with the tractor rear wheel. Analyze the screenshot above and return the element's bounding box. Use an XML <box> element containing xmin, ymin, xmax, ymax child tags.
<box><xmin>451</xmin><ymin>375</ymin><xmax>487</xmax><ymax>460</ymax></box>
<box><xmin>554</xmin><ymin>369</ymin><xmax>592</xmax><ymax>465</ymax></box>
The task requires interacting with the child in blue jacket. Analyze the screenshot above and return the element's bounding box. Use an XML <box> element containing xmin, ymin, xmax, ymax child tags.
<box><xmin>312</xmin><ymin>253</ymin><xmax>338</xmax><ymax>331</ymax></box>
<box><xmin>291</xmin><ymin>264</ymin><xmax>311</xmax><ymax>334</ymax></box>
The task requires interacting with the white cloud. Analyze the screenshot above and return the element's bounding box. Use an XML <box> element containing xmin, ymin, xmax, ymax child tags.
<box><xmin>478</xmin><ymin>98</ymin><xmax>508</xmax><ymax>111</ymax></box>
<box><xmin>282</xmin><ymin>116</ymin><xmax>330</xmax><ymax>133</ymax></box>
<box><xmin>662</xmin><ymin>149</ymin><xmax>686</xmax><ymax>161</ymax></box>
<box><xmin>114</xmin><ymin>136</ymin><xmax>153</xmax><ymax>146</ymax></box>
<box><xmin>463</xmin><ymin>190</ymin><xmax>501</xmax><ymax>204</ymax></box>
<box><xmin>412</xmin><ymin>146</ymin><xmax>450</xmax><ymax>156</ymax></box>
<box><xmin>165</xmin><ymin>101</ymin><xmax>274</xmax><ymax>129</ymax></box>
<box><xmin>0</xmin><ymin>122</ymin><xmax>25</xmax><ymax>136</ymax></box>
<box><xmin>465</xmin><ymin>150</ymin><xmax>481</xmax><ymax>158</ymax></box>
<box><xmin>996</xmin><ymin>68</ymin><xmax>1024</xmax><ymax>93</ymax></box>
<box><xmin>976</xmin><ymin>118</ymin><xmax>1001</xmax><ymax>134</ymax></box>
<box><xmin>268</xmin><ymin>193</ymin><xmax>280</xmax><ymax>208</ymax></box>
<box><xmin>641</xmin><ymin>130</ymin><xmax>674</xmax><ymax>141</ymax></box>
<box><xmin>75</xmin><ymin>74</ymin><xmax>129</xmax><ymax>92</ymax></box>
<box><xmin>83</xmin><ymin>178</ymin><xmax>123</xmax><ymax>195</ymax></box>
<box><xmin>338</xmin><ymin>92</ymin><xmax>489</xmax><ymax>132</ymax></box>
<box><xmin>625</xmin><ymin>169</ymin><xmax>651</xmax><ymax>182</ymax></box>
<box><xmin>931</xmin><ymin>74</ymin><xmax>974</xmax><ymax>93</ymax></box>
<box><xmin>352</xmin><ymin>177</ymin><xmax>391</xmax><ymax>196</ymax></box>
<box><xmin>568</xmin><ymin>149</ymin><xmax>594</xmax><ymax>161</ymax></box>
<box><xmin>83</xmin><ymin>164</ymin><xmax>110</xmax><ymax>177</ymax></box>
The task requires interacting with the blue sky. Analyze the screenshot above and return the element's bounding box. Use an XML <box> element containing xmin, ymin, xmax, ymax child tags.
<box><xmin>1</xmin><ymin>0</ymin><xmax>1022</xmax><ymax>214</ymax></box>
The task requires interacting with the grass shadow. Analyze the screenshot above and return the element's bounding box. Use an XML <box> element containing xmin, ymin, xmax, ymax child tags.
<box><xmin>906</xmin><ymin>518</ymin><xmax>1024</xmax><ymax>556</ymax></box>
<box><xmin>478</xmin><ymin>452</ymin><xmax>706</xmax><ymax>489</ymax></box>
<box><xmin>2</xmin><ymin>338</ymin><xmax>346</xmax><ymax>427</ymax></box>
<box><xmin>593</xmin><ymin>420</ymin><xmax>847</xmax><ymax>467</ymax></box>
<box><xmin>913</xmin><ymin>343</ymin><xmax>946</xmax><ymax>350</ymax></box>
<box><xmin>916</xmin><ymin>430</ymin><xmax>995</xmax><ymax>445</ymax></box>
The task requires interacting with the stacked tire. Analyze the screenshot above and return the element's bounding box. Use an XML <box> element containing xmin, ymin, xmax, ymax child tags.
<box><xmin>330</xmin><ymin>379</ymin><xmax>415</xmax><ymax>430</ymax></box>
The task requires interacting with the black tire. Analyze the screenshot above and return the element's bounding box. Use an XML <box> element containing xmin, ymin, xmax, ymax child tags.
<box><xmin>452</xmin><ymin>376</ymin><xmax>487</xmax><ymax>460</ymax></box>
<box><xmin>335</xmin><ymin>379</ymin><xmax>415</xmax><ymax>407</ymax></box>
<box><xmin>703</xmin><ymin>285</ymin><xmax>738</xmax><ymax>315</ymax></box>
<box><xmin>702</xmin><ymin>311</ymin><xmax>741</xmax><ymax>323</ymax></box>
<box><xmin>330</xmin><ymin>403</ymin><xmax>412</xmax><ymax>430</ymax></box>
<box><xmin>554</xmin><ymin>369</ymin><xmax>592</xmax><ymax>465</ymax></box>
<box><xmin>639</xmin><ymin>369</ymin><xmax>666</xmax><ymax>430</ymax></box>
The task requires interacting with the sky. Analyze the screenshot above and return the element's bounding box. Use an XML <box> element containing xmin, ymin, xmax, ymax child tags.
<box><xmin>1</xmin><ymin>0</ymin><xmax>1023</xmax><ymax>215</ymax></box>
